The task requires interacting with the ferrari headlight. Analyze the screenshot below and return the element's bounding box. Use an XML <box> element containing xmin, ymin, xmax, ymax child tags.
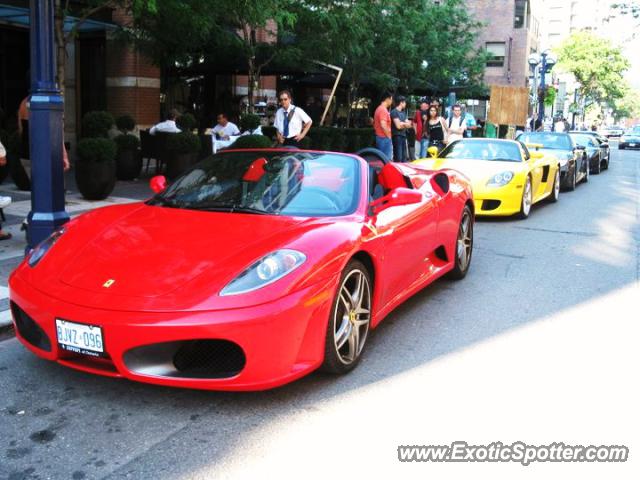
<box><xmin>486</xmin><ymin>171</ymin><xmax>514</xmax><ymax>187</ymax></box>
<box><xmin>28</xmin><ymin>228</ymin><xmax>65</xmax><ymax>267</ymax></box>
<box><xmin>220</xmin><ymin>249</ymin><xmax>306</xmax><ymax>296</ymax></box>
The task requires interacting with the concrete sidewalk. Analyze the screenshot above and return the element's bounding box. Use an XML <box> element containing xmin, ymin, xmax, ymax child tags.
<box><xmin>0</xmin><ymin>172</ymin><xmax>155</xmax><ymax>328</ymax></box>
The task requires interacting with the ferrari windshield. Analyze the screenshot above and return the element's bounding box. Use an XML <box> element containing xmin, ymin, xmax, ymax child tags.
<box><xmin>147</xmin><ymin>151</ymin><xmax>360</xmax><ymax>217</ymax></box>
<box><xmin>518</xmin><ymin>133</ymin><xmax>572</xmax><ymax>150</ymax></box>
<box><xmin>439</xmin><ymin>140</ymin><xmax>522</xmax><ymax>162</ymax></box>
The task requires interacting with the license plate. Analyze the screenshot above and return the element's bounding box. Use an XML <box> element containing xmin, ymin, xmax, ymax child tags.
<box><xmin>56</xmin><ymin>319</ymin><xmax>105</xmax><ymax>357</ymax></box>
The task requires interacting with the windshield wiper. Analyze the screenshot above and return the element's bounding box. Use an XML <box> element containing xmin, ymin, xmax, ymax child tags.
<box><xmin>148</xmin><ymin>197</ymin><xmax>181</xmax><ymax>208</ymax></box>
<box><xmin>197</xmin><ymin>204</ymin><xmax>270</xmax><ymax>215</ymax></box>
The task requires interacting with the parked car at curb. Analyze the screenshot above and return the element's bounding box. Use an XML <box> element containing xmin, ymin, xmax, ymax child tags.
<box><xmin>9</xmin><ymin>148</ymin><xmax>474</xmax><ymax>391</ymax></box>
<box><xmin>516</xmin><ymin>132</ymin><xmax>590</xmax><ymax>191</ymax></box>
<box><xmin>569</xmin><ymin>130</ymin><xmax>610</xmax><ymax>166</ymax></box>
<box><xmin>569</xmin><ymin>132</ymin><xmax>607</xmax><ymax>173</ymax></box>
<box><xmin>414</xmin><ymin>138</ymin><xmax>560</xmax><ymax>219</ymax></box>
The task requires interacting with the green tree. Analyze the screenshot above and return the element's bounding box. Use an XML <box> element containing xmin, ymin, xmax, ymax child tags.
<box><xmin>292</xmin><ymin>0</ymin><xmax>486</xmax><ymax>126</ymax></box>
<box><xmin>612</xmin><ymin>87</ymin><xmax>640</xmax><ymax>121</ymax></box>
<box><xmin>556</xmin><ymin>32</ymin><xmax>630</xmax><ymax>115</ymax></box>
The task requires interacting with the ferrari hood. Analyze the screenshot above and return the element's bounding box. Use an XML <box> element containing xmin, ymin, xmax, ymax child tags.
<box><xmin>416</xmin><ymin>158</ymin><xmax>525</xmax><ymax>191</ymax></box>
<box><xmin>59</xmin><ymin>204</ymin><xmax>309</xmax><ymax>298</ymax></box>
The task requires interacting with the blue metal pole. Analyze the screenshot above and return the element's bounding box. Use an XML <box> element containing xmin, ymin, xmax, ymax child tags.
<box><xmin>27</xmin><ymin>0</ymin><xmax>69</xmax><ymax>250</ymax></box>
<box><xmin>538</xmin><ymin>53</ymin><xmax>547</xmax><ymax>124</ymax></box>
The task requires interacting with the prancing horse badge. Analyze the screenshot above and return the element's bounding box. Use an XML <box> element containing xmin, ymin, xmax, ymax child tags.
<box><xmin>103</xmin><ymin>279</ymin><xmax>115</xmax><ymax>288</ymax></box>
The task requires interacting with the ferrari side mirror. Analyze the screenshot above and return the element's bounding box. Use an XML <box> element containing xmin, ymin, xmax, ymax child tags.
<box><xmin>369</xmin><ymin>187</ymin><xmax>422</xmax><ymax>214</ymax></box>
<box><xmin>150</xmin><ymin>175</ymin><xmax>167</xmax><ymax>193</ymax></box>
<box><xmin>427</xmin><ymin>146</ymin><xmax>439</xmax><ymax>158</ymax></box>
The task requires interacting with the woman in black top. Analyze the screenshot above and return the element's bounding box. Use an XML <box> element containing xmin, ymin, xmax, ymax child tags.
<box><xmin>427</xmin><ymin>106</ymin><xmax>448</xmax><ymax>153</ymax></box>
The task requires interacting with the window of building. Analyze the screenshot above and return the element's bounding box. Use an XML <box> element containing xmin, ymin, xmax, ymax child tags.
<box><xmin>514</xmin><ymin>0</ymin><xmax>527</xmax><ymax>28</ymax></box>
<box><xmin>486</xmin><ymin>42</ymin><xmax>506</xmax><ymax>67</ymax></box>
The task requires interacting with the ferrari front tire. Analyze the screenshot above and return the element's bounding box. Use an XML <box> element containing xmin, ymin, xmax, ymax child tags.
<box><xmin>518</xmin><ymin>177</ymin><xmax>532</xmax><ymax>219</ymax></box>
<box><xmin>583</xmin><ymin>156</ymin><xmax>590</xmax><ymax>183</ymax></box>
<box><xmin>321</xmin><ymin>260</ymin><xmax>372</xmax><ymax>374</ymax></box>
<box><xmin>549</xmin><ymin>168</ymin><xmax>560</xmax><ymax>203</ymax></box>
<box><xmin>447</xmin><ymin>204</ymin><xmax>473</xmax><ymax>280</ymax></box>
<box><xmin>592</xmin><ymin>157</ymin><xmax>601</xmax><ymax>174</ymax></box>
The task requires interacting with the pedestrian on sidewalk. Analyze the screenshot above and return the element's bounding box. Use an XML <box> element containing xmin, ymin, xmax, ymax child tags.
<box><xmin>446</xmin><ymin>104</ymin><xmax>466</xmax><ymax>144</ymax></box>
<box><xmin>373</xmin><ymin>92</ymin><xmax>393</xmax><ymax>159</ymax></box>
<box><xmin>0</xmin><ymin>140</ymin><xmax>13</xmax><ymax>241</ymax></box>
<box><xmin>414</xmin><ymin>99</ymin><xmax>430</xmax><ymax>158</ymax></box>
<box><xmin>427</xmin><ymin>105</ymin><xmax>448</xmax><ymax>154</ymax></box>
<box><xmin>391</xmin><ymin>95</ymin><xmax>412</xmax><ymax>162</ymax></box>
<box><xmin>274</xmin><ymin>90</ymin><xmax>312</xmax><ymax>147</ymax></box>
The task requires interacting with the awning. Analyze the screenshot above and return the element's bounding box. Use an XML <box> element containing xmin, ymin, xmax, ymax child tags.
<box><xmin>0</xmin><ymin>4</ymin><xmax>116</xmax><ymax>32</ymax></box>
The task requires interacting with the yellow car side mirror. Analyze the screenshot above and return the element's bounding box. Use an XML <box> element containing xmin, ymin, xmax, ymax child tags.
<box><xmin>530</xmin><ymin>151</ymin><xmax>544</xmax><ymax>159</ymax></box>
<box><xmin>427</xmin><ymin>146</ymin><xmax>439</xmax><ymax>158</ymax></box>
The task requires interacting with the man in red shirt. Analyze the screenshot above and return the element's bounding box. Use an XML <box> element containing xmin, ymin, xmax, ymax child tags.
<box><xmin>373</xmin><ymin>92</ymin><xmax>393</xmax><ymax>160</ymax></box>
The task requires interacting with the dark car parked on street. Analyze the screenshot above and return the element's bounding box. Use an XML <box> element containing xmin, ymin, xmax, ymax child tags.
<box><xmin>569</xmin><ymin>130</ymin><xmax>610</xmax><ymax>167</ymax></box>
<box><xmin>569</xmin><ymin>133</ymin><xmax>607</xmax><ymax>174</ymax></box>
<box><xmin>517</xmin><ymin>132</ymin><xmax>590</xmax><ymax>191</ymax></box>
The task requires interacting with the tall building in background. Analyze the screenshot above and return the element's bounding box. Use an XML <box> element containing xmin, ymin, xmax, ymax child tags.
<box><xmin>467</xmin><ymin>0</ymin><xmax>541</xmax><ymax>88</ymax></box>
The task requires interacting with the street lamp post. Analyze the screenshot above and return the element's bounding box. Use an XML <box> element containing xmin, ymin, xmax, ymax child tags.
<box><xmin>529</xmin><ymin>51</ymin><xmax>556</xmax><ymax>129</ymax></box>
<box><xmin>27</xmin><ymin>0</ymin><xmax>69</xmax><ymax>250</ymax></box>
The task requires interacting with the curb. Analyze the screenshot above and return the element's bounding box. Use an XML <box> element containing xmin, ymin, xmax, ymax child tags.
<box><xmin>0</xmin><ymin>310</ymin><xmax>12</xmax><ymax>328</ymax></box>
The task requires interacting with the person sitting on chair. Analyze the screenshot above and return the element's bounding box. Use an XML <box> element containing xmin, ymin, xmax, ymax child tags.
<box><xmin>212</xmin><ymin>113</ymin><xmax>240</xmax><ymax>140</ymax></box>
<box><xmin>150</xmin><ymin>109</ymin><xmax>182</xmax><ymax>135</ymax></box>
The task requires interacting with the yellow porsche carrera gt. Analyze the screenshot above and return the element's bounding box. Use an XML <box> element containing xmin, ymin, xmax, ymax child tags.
<box><xmin>414</xmin><ymin>138</ymin><xmax>561</xmax><ymax>219</ymax></box>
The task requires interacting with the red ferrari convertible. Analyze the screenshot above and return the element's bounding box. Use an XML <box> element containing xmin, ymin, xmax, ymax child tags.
<box><xmin>9</xmin><ymin>148</ymin><xmax>474</xmax><ymax>390</ymax></box>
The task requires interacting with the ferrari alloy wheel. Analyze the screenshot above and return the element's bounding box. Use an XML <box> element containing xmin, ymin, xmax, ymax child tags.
<box><xmin>549</xmin><ymin>168</ymin><xmax>560</xmax><ymax>203</ymax></box>
<box><xmin>322</xmin><ymin>260</ymin><xmax>372</xmax><ymax>374</ymax></box>
<box><xmin>518</xmin><ymin>177</ymin><xmax>532</xmax><ymax>219</ymax></box>
<box><xmin>447</xmin><ymin>205</ymin><xmax>473</xmax><ymax>280</ymax></box>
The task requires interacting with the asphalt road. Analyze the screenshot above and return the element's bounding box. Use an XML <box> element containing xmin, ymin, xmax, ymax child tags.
<box><xmin>1</xmin><ymin>146</ymin><xmax>639</xmax><ymax>480</ymax></box>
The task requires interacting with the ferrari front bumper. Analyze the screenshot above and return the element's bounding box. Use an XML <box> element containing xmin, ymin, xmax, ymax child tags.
<box><xmin>8</xmin><ymin>272</ymin><xmax>338</xmax><ymax>391</ymax></box>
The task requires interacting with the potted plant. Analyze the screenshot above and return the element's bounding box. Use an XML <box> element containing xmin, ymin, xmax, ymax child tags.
<box><xmin>75</xmin><ymin>137</ymin><xmax>117</xmax><ymax>200</ymax></box>
<box><xmin>230</xmin><ymin>134</ymin><xmax>273</xmax><ymax>149</ymax></box>
<box><xmin>82</xmin><ymin>111</ymin><xmax>114</xmax><ymax>138</ymax></box>
<box><xmin>115</xmin><ymin>114</ymin><xmax>136</xmax><ymax>134</ymax></box>
<box><xmin>114</xmin><ymin>133</ymin><xmax>141</xmax><ymax>180</ymax></box>
<box><xmin>165</xmin><ymin>132</ymin><xmax>201</xmax><ymax>179</ymax></box>
<box><xmin>177</xmin><ymin>113</ymin><xmax>197</xmax><ymax>132</ymax></box>
<box><xmin>239</xmin><ymin>113</ymin><xmax>261</xmax><ymax>134</ymax></box>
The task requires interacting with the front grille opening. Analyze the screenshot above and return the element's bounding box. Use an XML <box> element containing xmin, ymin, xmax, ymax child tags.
<box><xmin>173</xmin><ymin>340</ymin><xmax>246</xmax><ymax>379</ymax></box>
<box><xmin>11</xmin><ymin>302</ymin><xmax>51</xmax><ymax>352</ymax></box>
<box><xmin>482</xmin><ymin>200</ymin><xmax>501</xmax><ymax>211</ymax></box>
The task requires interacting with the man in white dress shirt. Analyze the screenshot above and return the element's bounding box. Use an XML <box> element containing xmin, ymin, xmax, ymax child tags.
<box><xmin>212</xmin><ymin>113</ymin><xmax>240</xmax><ymax>139</ymax></box>
<box><xmin>150</xmin><ymin>110</ymin><xmax>182</xmax><ymax>135</ymax></box>
<box><xmin>274</xmin><ymin>90</ymin><xmax>312</xmax><ymax>147</ymax></box>
<box><xmin>446</xmin><ymin>104</ymin><xmax>466</xmax><ymax>144</ymax></box>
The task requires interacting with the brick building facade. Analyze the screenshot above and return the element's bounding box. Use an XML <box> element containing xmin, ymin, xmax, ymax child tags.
<box><xmin>467</xmin><ymin>0</ymin><xmax>540</xmax><ymax>88</ymax></box>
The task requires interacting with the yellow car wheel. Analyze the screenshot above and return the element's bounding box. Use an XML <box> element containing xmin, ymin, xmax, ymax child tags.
<box><xmin>517</xmin><ymin>177</ymin><xmax>532</xmax><ymax>219</ymax></box>
<box><xmin>549</xmin><ymin>169</ymin><xmax>560</xmax><ymax>203</ymax></box>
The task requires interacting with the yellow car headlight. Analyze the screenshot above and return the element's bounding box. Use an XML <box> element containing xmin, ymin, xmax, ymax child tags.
<box><xmin>486</xmin><ymin>171</ymin><xmax>514</xmax><ymax>188</ymax></box>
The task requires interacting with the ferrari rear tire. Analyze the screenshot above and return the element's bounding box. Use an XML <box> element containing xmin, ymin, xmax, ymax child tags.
<box><xmin>321</xmin><ymin>260</ymin><xmax>372</xmax><ymax>374</ymax></box>
<box><xmin>549</xmin><ymin>168</ymin><xmax>560</xmax><ymax>203</ymax></box>
<box><xmin>517</xmin><ymin>177</ymin><xmax>532</xmax><ymax>219</ymax></box>
<box><xmin>446</xmin><ymin>205</ymin><xmax>473</xmax><ymax>280</ymax></box>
